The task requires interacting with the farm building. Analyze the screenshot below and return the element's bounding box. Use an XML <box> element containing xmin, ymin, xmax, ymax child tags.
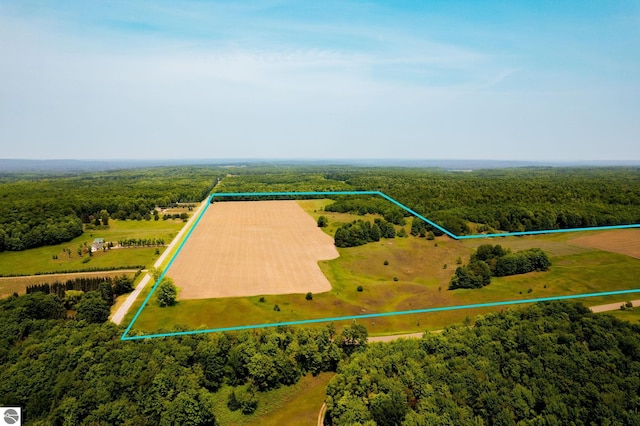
<box><xmin>91</xmin><ymin>238</ymin><xmax>105</xmax><ymax>252</ymax></box>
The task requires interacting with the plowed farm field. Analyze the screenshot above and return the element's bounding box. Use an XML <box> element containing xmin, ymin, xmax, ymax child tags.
<box><xmin>167</xmin><ymin>200</ymin><xmax>339</xmax><ymax>299</ymax></box>
<box><xmin>570</xmin><ymin>229</ymin><xmax>640</xmax><ymax>259</ymax></box>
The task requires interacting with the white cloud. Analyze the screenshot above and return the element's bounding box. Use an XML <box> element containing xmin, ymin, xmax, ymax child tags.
<box><xmin>0</xmin><ymin>2</ymin><xmax>638</xmax><ymax>161</ymax></box>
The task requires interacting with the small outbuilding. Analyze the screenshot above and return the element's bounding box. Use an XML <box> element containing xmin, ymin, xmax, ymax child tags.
<box><xmin>91</xmin><ymin>238</ymin><xmax>105</xmax><ymax>252</ymax></box>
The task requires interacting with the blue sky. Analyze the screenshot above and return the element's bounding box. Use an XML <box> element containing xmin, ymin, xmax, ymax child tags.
<box><xmin>0</xmin><ymin>0</ymin><xmax>638</xmax><ymax>161</ymax></box>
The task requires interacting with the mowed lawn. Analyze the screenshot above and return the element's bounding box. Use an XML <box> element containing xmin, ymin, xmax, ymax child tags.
<box><xmin>130</xmin><ymin>200</ymin><xmax>640</xmax><ymax>336</ymax></box>
<box><xmin>0</xmin><ymin>218</ymin><xmax>185</xmax><ymax>276</ymax></box>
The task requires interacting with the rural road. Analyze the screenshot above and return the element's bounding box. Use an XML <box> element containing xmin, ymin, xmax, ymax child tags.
<box><xmin>110</xmin><ymin>198</ymin><xmax>209</xmax><ymax>325</ymax></box>
<box><xmin>589</xmin><ymin>299</ymin><xmax>640</xmax><ymax>313</ymax></box>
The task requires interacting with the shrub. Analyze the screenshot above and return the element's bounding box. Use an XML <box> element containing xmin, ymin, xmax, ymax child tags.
<box><xmin>305</xmin><ymin>292</ymin><xmax>313</xmax><ymax>301</ymax></box>
<box><xmin>227</xmin><ymin>390</ymin><xmax>241</xmax><ymax>412</ymax></box>
<box><xmin>357</xmin><ymin>285</ymin><xmax>363</xmax><ymax>292</ymax></box>
<box><xmin>237</xmin><ymin>385</ymin><xmax>258</xmax><ymax>415</ymax></box>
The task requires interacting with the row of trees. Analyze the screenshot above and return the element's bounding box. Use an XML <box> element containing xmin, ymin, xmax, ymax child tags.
<box><xmin>0</xmin><ymin>167</ymin><xmax>223</xmax><ymax>252</ymax></box>
<box><xmin>450</xmin><ymin>244</ymin><xmax>551</xmax><ymax>289</ymax></box>
<box><xmin>326</xmin><ymin>301</ymin><xmax>640</xmax><ymax>425</ymax></box>
<box><xmin>116</xmin><ymin>238</ymin><xmax>166</xmax><ymax>248</ymax></box>
<box><xmin>26</xmin><ymin>275</ymin><xmax>134</xmax><ymax>304</ymax></box>
<box><xmin>0</xmin><ymin>291</ymin><xmax>369</xmax><ymax>425</ymax></box>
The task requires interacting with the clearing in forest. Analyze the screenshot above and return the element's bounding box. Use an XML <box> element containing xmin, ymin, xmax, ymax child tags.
<box><xmin>166</xmin><ymin>200</ymin><xmax>338</xmax><ymax>299</ymax></box>
<box><xmin>570</xmin><ymin>229</ymin><xmax>640</xmax><ymax>259</ymax></box>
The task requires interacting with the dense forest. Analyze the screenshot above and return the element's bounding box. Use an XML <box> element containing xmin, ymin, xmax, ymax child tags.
<box><xmin>3</xmin><ymin>165</ymin><xmax>639</xmax><ymax>252</ymax></box>
<box><xmin>3</xmin><ymin>292</ymin><xmax>638</xmax><ymax>425</ymax></box>
<box><xmin>0</xmin><ymin>167</ymin><xmax>223</xmax><ymax>252</ymax></box>
<box><xmin>214</xmin><ymin>166</ymin><xmax>640</xmax><ymax>236</ymax></box>
<box><xmin>0</xmin><ymin>292</ymin><xmax>367</xmax><ymax>425</ymax></box>
<box><xmin>332</xmin><ymin>167</ymin><xmax>640</xmax><ymax>235</ymax></box>
<box><xmin>325</xmin><ymin>301</ymin><xmax>640</xmax><ymax>425</ymax></box>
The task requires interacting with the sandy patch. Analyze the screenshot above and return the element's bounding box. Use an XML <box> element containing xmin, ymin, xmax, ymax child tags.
<box><xmin>570</xmin><ymin>229</ymin><xmax>640</xmax><ymax>259</ymax></box>
<box><xmin>167</xmin><ymin>200</ymin><xmax>339</xmax><ymax>299</ymax></box>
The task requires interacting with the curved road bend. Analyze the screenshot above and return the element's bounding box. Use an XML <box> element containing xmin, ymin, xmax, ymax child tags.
<box><xmin>111</xmin><ymin>197</ymin><xmax>210</xmax><ymax>325</ymax></box>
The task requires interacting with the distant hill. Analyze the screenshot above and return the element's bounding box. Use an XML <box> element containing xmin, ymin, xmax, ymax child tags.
<box><xmin>1</xmin><ymin>158</ymin><xmax>639</xmax><ymax>174</ymax></box>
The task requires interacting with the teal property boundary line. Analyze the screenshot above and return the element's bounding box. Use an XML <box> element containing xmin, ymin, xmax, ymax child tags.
<box><xmin>120</xmin><ymin>190</ymin><xmax>640</xmax><ymax>340</ymax></box>
<box><xmin>122</xmin><ymin>289</ymin><xmax>640</xmax><ymax>340</ymax></box>
<box><xmin>121</xmin><ymin>196</ymin><xmax>214</xmax><ymax>339</ymax></box>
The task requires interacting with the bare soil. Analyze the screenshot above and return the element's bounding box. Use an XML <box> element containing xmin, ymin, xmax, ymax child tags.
<box><xmin>569</xmin><ymin>229</ymin><xmax>640</xmax><ymax>259</ymax></box>
<box><xmin>0</xmin><ymin>270</ymin><xmax>137</xmax><ymax>298</ymax></box>
<box><xmin>167</xmin><ymin>201</ymin><xmax>339</xmax><ymax>299</ymax></box>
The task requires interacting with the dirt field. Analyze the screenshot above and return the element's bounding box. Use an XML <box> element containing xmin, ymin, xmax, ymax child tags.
<box><xmin>167</xmin><ymin>200</ymin><xmax>339</xmax><ymax>299</ymax></box>
<box><xmin>570</xmin><ymin>229</ymin><xmax>640</xmax><ymax>259</ymax></box>
<box><xmin>0</xmin><ymin>270</ymin><xmax>138</xmax><ymax>298</ymax></box>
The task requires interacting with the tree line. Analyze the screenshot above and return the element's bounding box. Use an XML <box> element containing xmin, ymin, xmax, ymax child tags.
<box><xmin>5</xmin><ymin>165</ymin><xmax>639</xmax><ymax>252</ymax></box>
<box><xmin>26</xmin><ymin>275</ymin><xmax>134</xmax><ymax>301</ymax></box>
<box><xmin>116</xmin><ymin>238</ymin><xmax>166</xmax><ymax>248</ymax></box>
<box><xmin>327</xmin><ymin>167</ymin><xmax>640</xmax><ymax>235</ymax></box>
<box><xmin>216</xmin><ymin>166</ymin><xmax>640</xmax><ymax>236</ymax></box>
<box><xmin>325</xmin><ymin>301</ymin><xmax>640</xmax><ymax>425</ymax></box>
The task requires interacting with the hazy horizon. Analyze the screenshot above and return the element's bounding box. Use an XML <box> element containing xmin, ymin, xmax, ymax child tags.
<box><xmin>1</xmin><ymin>1</ymin><xmax>639</xmax><ymax>161</ymax></box>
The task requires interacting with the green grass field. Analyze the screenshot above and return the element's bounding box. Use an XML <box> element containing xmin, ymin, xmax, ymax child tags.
<box><xmin>209</xmin><ymin>373</ymin><xmax>333</xmax><ymax>425</ymax></box>
<box><xmin>599</xmin><ymin>307</ymin><xmax>640</xmax><ymax>324</ymax></box>
<box><xmin>128</xmin><ymin>201</ymin><xmax>640</xmax><ymax>336</ymax></box>
<box><xmin>0</xmin><ymin>218</ymin><xmax>185</xmax><ymax>276</ymax></box>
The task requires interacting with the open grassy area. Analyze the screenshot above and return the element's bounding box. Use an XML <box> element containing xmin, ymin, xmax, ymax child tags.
<box><xmin>599</xmin><ymin>307</ymin><xmax>640</xmax><ymax>325</ymax></box>
<box><xmin>0</xmin><ymin>218</ymin><xmax>184</xmax><ymax>276</ymax></box>
<box><xmin>129</xmin><ymin>199</ymin><xmax>640</xmax><ymax>336</ymax></box>
<box><xmin>209</xmin><ymin>372</ymin><xmax>333</xmax><ymax>425</ymax></box>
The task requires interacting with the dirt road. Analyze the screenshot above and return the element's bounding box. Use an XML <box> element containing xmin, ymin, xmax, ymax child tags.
<box><xmin>589</xmin><ymin>299</ymin><xmax>640</xmax><ymax>313</ymax></box>
<box><xmin>110</xmin><ymin>198</ymin><xmax>209</xmax><ymax>325</ymax></box>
